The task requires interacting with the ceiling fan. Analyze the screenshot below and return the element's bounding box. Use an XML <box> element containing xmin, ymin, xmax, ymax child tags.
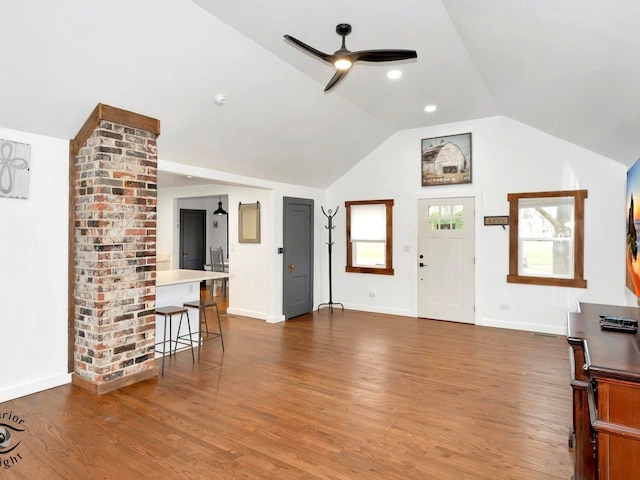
<box><xmin>284</xmin><ymin>23</ymin><xmax>417</xmax><ymax>92</ymax></box>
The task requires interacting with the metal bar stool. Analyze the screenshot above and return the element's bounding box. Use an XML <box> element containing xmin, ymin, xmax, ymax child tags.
<box><xmin>155</xmin><ymin>306</ymin><xmax>195</xmax><ymax>375</ymax></box>
<box><xmin>183</xmin><ymin>299</ymin><xmax>224</xmax><ymax>360</ymax></box>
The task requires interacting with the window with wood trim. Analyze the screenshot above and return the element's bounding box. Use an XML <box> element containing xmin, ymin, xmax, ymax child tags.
<box><xmin>507</xmin><ymin>190</ymin><xmax>587</xmax><ymax>288</ymax></box>
<box><xmin>345</xmin><ymin>199</ymin><xmax>394</xmax><ymax>275</ymax></box>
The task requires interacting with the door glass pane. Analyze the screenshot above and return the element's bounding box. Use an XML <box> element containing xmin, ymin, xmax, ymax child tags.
<box><xmin>452</xmin><ymin>205</ymin><xmax>463</xmax><ymax>230</ymax></box>
<box><xmin>440</xmin><ymin>206</ymin><xmax>452</xmax><ymax>229</ymax></box>
<box><xmin>428</xmin><ymin>205</ymin><xmax>464</xmax><ymax>230</ymax></box>
<box><xmin>428</xmin><ymin>206</ymin><xmax>440</xmax><ymax>230</ymax></box>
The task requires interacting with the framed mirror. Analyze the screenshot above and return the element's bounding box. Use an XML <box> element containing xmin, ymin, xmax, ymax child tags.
<box><xmin>238</xmin><ymin>202</ymin><xmax>260</xmax><ymax>243</ymax></box>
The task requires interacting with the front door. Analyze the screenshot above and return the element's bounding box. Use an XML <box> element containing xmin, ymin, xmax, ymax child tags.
<box><xmin>179</xmin><ymin>209</ymin><xmax>206</xmax><ymax>270</ymax></box>
<box><xmin>418</xmin><ymin>197</ymin><xmax>475</xmax><ymax>323</ymax></box>
<box><xmin>283</xmin><ymin>197</ymin><xmax>314</xmax><ymax>319</ymax></box>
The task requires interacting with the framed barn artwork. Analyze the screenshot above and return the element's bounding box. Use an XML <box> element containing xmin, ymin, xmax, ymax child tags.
<box><xmin>421</xmin><ymin>133</ymin><xmax>471</xmax><ymax>187</ymax></box>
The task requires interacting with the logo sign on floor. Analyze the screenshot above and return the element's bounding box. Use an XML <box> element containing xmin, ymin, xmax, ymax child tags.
<box><xmin>0</xmin><ymin>411</ymin><xmax>26</xmax><ymax>471</ymax></box>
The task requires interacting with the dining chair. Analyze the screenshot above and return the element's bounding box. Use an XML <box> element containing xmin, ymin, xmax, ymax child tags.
<box><xmin>210</xmin><ymin>246</ymin><xmax>229</xmax><ymax>298</ymax></box>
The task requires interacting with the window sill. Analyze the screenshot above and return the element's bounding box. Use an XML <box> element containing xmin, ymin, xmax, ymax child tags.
<box><xmin>507</xmin><ymin>274</ymin><xmax>587</xmax><ymax>288</ymax></box>
<box><xmin>346</xmin><ymin>266</ymin><xmax>394</xmax><ymax>275</ymax></box>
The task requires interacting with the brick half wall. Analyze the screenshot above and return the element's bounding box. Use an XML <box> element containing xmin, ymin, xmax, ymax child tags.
<box><xmin>71</xmin><ymin>106</ymin><xmax>160</xmax><ymax>394</ymax></box>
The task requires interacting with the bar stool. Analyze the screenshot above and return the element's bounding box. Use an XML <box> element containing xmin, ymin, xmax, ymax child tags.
<box><xmin>155</xmin><ymin>306</ymin><xmax>195</xmax><ymax>375</ymax></box>
<box><xmin>183</xmin><ymin>299</ymin><xmax>224</xmax><ymax>360</ymax></box>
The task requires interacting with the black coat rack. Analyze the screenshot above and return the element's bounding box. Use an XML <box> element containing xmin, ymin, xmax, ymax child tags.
<box><xmin>318</xmin><ymin>206</ymin><xmax>344</xmax><ymax>312</ymax></box>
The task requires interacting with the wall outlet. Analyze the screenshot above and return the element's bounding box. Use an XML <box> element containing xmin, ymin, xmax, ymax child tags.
<box><xmin>499</xmin><ymin>303</ymin><xmax>510</xmax><ymax>310</ymax></box>
<box><xmin>369</xmin><ymin>290</ymin><xmax>375</xmax><ymax>297</ymax></box>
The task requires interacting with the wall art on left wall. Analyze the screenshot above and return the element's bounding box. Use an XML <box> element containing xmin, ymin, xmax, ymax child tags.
<box><xmin>0</xmin><ymin>139</ymin><xmax>31</xmax><ymax>199</ymax></box>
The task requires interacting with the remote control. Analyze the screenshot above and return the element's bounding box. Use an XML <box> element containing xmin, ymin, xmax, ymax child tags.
<box><xmin>599</xmin><ymin>315</ymin><xmax>638</xmax><ymax>333</ymax></box>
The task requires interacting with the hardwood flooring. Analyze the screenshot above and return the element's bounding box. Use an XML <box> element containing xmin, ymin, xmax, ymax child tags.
<box><xmin>2</xmin><ymin>295</ymin><xmax>573</xmax><ymax>479</ymax></box>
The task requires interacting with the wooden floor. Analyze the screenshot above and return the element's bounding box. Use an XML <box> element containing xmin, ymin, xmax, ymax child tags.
<box><xmin>2</xmin><ymin>288</ymin><xmax>573</xmax><ymax>479</ymax></box>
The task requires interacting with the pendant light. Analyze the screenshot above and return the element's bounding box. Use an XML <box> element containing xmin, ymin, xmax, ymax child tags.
<box><xmin>213</xmin><ymin>196</ymin><xmax>227</xmax><ymax>215</ymax></box>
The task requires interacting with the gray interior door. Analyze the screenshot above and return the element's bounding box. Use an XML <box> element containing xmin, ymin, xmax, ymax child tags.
<box><xmin>179</xmin><ymin>209</ymin><xmax>206</xmax><ymax>270</ymax></box>
<box><xmin>283</xmin><ymin>197</ymin><xmax>314</xmax><ymax>319</ymax></box>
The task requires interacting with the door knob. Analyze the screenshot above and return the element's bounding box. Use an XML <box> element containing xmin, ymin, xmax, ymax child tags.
<box><xmin>183</xmin><ymin>251</ymin><xmax>188</xmax><ymax>258</ymax></box>
<box><xmin>288</xmin><ymin>263</ymin><xmax>294</xmax><ymax>272</ymax></box>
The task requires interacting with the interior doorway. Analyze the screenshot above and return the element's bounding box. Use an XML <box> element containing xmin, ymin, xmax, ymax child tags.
<box><xmin>283</xmin><ymin>197</ymin><xmax>314</xmax><ymax>319</ymax></box>
<box><xmin>417</xmin><ymin>197</ymin><xmax>475</xmax><ymax>323</ymax></box>
<box><xmin>179</xmin><ymin>209</ymin><xmax>206</xmax><ymax>270</ymax></box>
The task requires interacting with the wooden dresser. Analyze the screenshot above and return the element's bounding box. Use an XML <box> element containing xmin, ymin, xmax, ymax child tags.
<box><xmin>567</xmin><ymin>302</ymin><xmax>640</xmax><ymax>479</ymax></box>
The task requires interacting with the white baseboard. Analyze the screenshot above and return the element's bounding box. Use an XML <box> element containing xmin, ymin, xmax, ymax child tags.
<box><xmin>226</xmin><ymin>307</ymin><xmax>275</xmax><ymax>322</ymax></box>
<box><xmin>228</xmin><ymin>306</ymin><xmax>567</xmax><ymax>336</ymax></box>
<box><xmin>0</xmin><ymin>373</ymin><xmax>72</xmax><ymax>403</ymax></box>
<box><xmin>478</xmin><ymin>317</ymin><xmax>567</xmax><ymax>336</ymax></box>
<box><xmin>334</xmin><ymin>303</ymin><xmax>414</xmax><ymax>317</ymax></box>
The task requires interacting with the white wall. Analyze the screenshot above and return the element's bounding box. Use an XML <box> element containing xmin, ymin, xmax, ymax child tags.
<box><xmin>326</xmin><ymin>116</ymin><xmax>628</xmax><ymax>334</ymax></box>
<box><xmin>157</xmin><ymin>161</ymin><xmax>326</xmax><ymax>323</ymax></box>
<box><xmin>0</xmin><ymin>127</ymin><xmax>71</xmax><ymax>402</ymax></box>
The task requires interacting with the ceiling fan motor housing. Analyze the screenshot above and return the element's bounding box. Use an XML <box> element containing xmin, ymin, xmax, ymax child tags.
<box><xmin>336</xmin><ymin>24</ymin><xmax>352</xmax><ymax>36</ymax></box>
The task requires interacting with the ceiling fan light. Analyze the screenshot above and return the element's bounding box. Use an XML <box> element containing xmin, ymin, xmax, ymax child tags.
<box><xmin>334</xmin><ymin>58</ymin><xmax>352</xmax><ymax>70</ymax></box>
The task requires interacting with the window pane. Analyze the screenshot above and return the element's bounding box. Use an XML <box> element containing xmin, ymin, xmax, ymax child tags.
<box><xmin>353</xmin><ymin>241</ymin><xmax>386</xmax><ymax>267</ymax></box>
<box><xmin>345</xmin><ymin>198</ymin><xmax>394</xmax><ymax>275</ymax></box>
<box><xmin>351</xmin><ymin>204</ymin><xmax>386</xmax><ymax>241</ymax></box>
<box><xmin>518</xmin><ymin>198</ymin><xmax>574</xmax><ymax>278</ymax></box>
<box><xmin>519</xmin><ymin>204</ymin><xmax>574</xmax><ymax>239</ymax></box>
<box><xmin>519</xmin><ymin>196</ymin><xmax>574</xmax><ymax>209</ymax></box>
<box><xmin>507</xmin><ymin>190</ymin><xmax>586</xmax><ymax>288</ymax></box>
<box><xmin>520</xmin><ymin>239</ymin><xmax>572</xmax><ymax>276</ymax></box>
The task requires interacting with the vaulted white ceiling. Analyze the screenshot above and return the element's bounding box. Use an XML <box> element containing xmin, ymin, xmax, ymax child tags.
<box><xmin>1</xmin><ymin>0</ymin><xmax>639</xmax><ymax>188</ymax></box>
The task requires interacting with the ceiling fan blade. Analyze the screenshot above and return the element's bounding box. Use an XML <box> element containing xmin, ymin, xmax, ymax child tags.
<box><xmin>324</xmin><ymin>70</ymin><xmax>349</xmax><ymax>92</ymax></box>
<box><xmin>352</xmin><ymin>49</ymin><xmax>418</xmax><ymax>63</ymax></box>
<box><xmin>284</xmin><ymin>35</ymin><xmax>332</xmax><ymax>63</ymax></box>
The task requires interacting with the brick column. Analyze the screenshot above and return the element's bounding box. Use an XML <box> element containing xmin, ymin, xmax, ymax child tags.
<box><xmin>70</xmin><ymin>104</ymin><xmax>161</xmax><ymax>394</ymax></box>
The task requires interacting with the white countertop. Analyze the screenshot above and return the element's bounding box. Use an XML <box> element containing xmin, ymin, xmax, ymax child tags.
<box><xmin>156</xmin><ymin>269</ymin><xmax>229</xmax><ymax>287</ymax></box>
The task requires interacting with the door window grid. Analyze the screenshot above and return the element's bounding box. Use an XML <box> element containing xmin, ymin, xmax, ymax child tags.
<box><xmin>428</xmin><ymin>204</ymin><xmax>464</xmax><ymax>230</ymax></box>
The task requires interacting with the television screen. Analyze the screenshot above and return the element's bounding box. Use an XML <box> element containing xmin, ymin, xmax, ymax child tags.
<box><xmin>626</xmin><ymin>158</ymin><xmax>640</xmax><ymax>296</ymax></box>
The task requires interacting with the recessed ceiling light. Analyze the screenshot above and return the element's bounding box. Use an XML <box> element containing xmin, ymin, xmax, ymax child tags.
<box><xmin>387</xmin><ymin>70</ymin><xmax>402</xmax><ymax>80</ymax></box>
<box><xmin>186</xmin><ymin>175</ymin><xmax>193</xmax><ymax>179</ymax></box>
<box><xmin>424</xmin><ymin>105</ymin><xmax>437</xmax><ymax>113</ymax></box>
<box><xmin>214</xmin><ymin>94</ymin><xmax>227</xmax><ymax>106</ymax></box>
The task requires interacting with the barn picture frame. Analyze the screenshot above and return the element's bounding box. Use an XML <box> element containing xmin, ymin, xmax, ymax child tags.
<box><xmin>421</xmin><ymin>132</ymin><xmax>472</xmax><ymax>187</ymax></box>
